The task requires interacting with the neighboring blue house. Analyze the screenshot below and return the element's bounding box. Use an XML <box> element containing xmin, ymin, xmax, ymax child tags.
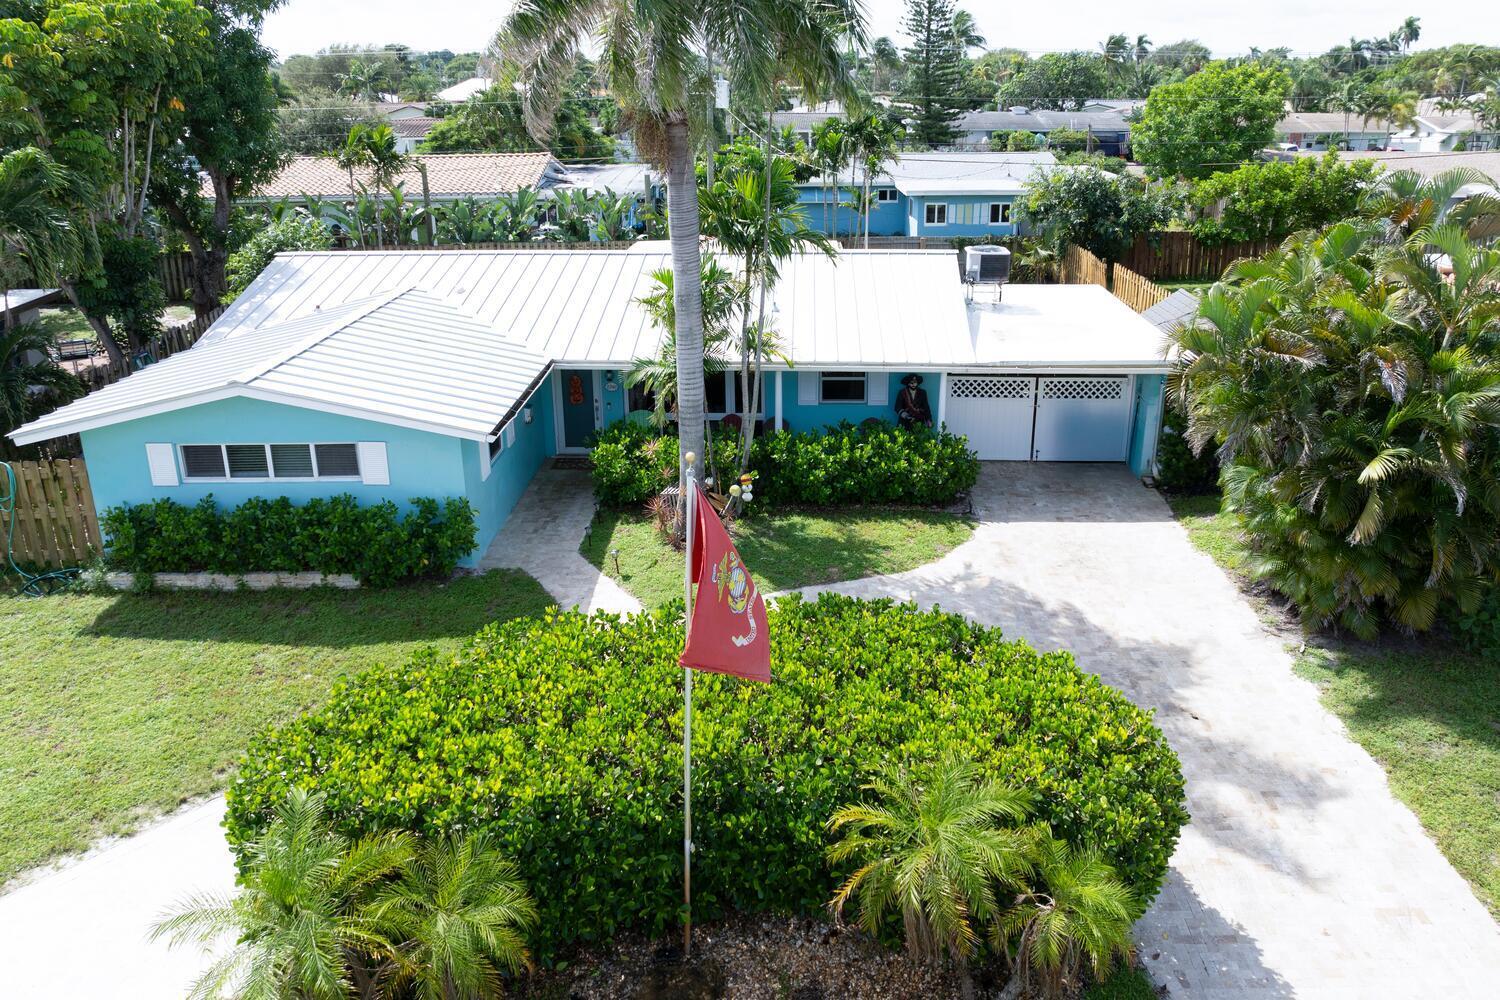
<box><xmin>795</xmin><ymin>152</ymin><xmax>1076</xmax><ymax>239</ymax></box>
<box><xmin>11</xmin><ymin>248</ymin><xmax>1170</xmax><ymax>568</ymax></box>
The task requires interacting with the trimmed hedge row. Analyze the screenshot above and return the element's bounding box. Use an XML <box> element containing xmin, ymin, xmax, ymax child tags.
<box><xmin>226</xmin><ymin>594</ymin><xmax>1187</xmax><ymax>961</ymax></box>
<box><xmin>100</xmin><ymin>494</ymin><xmax>476</xmax><ymax>586</ymax></box>
<box><xmin>591</xmin><ymin>420</ymin><xmax>980</xmax><ymax>509</ymax></box>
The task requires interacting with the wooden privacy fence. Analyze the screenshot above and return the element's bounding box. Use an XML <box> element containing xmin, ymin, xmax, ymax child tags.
<box><xmin>1120</xmin><ymin>232</ymin><xmax>1277</xmax><ymax>281</ymax></box>
<box><xmin>158</xmin><ymin>251</ymin><xmax>194</xmax><ymax>301</ymax></box>
<box><xmin>1059</xmin><ymin>245</ymin><xmax>1108</xmax><ymax>287</ymax></box>
<box><xmin>2</xmin><ymin>458</ymin><xmax>102</xmax><ymax>569</ymax></box>
<box><xmin>1110</xmin><ymin>263</ymin><xmax>1171</xmax><ymax>312</ymax></box>
<box><xmin>78</xmin><ymin>306</ymin><xmax>225</xmax><ymax>393</ymax></box>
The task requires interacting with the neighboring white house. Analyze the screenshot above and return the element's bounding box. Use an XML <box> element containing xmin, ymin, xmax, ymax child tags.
<box><xmin>1386</xmin><ymin>112</ymin><xmax>1500</xmax><ymax>152</ymax></box>
<box><xmin>436</xmin><ymin>77</ymin><xmax>493</xmax><ymax>103</ymax></box>
<box><xmin>1276</xmin><ymin>112</ymin><xmax>1395</xmax><ymax>151</ymax></box>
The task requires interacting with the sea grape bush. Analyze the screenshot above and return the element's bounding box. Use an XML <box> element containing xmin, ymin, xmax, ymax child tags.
<box><xmin>591</xmin><ymin>421</ymin><xmax>980</xmax><ymax>509</ymax></box>
<box><xmin>100</xmin><ymin>494</ymin><xmax>475</xmax><ymax>585</ymax></box>
<box><xmin>225</xmin><ymin>594</ymin><xmax>1186</xmax><ymax>961</ymax></box>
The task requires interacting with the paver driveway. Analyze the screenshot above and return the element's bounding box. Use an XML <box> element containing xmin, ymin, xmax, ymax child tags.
<box><xmin>803</xmin><ymin>463</ymin><xmax>1500</xmax><ymax>999</ymax></box>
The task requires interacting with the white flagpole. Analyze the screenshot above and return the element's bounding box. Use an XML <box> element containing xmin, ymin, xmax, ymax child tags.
<box><xmin>681</xmin><ymin>451</ymin><xmax>697</xmax><ymax>957</ymax></box>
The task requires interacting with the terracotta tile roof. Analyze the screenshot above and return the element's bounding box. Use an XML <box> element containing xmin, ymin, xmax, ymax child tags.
<box><xmin>240</xmin><ymin>152</ymin><xmax>565</xmax><ymax>200</ymax></box>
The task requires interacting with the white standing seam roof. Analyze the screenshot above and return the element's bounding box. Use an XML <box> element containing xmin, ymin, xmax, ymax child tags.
<box><xmin>10</xmin><ymin>288</ymin><xmax>549</xmax><ymax>445</ymax></box>
<box><xmin>11</xmin><ymin>249</ymin><xmax>1170</xmax><ymax>445</ymax></box>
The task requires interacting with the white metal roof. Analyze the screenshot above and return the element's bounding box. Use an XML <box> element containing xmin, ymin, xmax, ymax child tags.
<box><xmin>1140</xmin><ymin>289</ymin><xmax>1202</xmax><ymax>335</ymax></box>
<box><xmin>11</xmin><ymin>288</ymin><xmax>549</xmax><ymax>445</ymax></box>
<box><xmin>13</xmin><ymin>249</ymin><xmax>1171</xmax><ymax>444</ymax></box>
<box><xmin>962</xmin><ymin>285</ymin><xmax>1171</xmax><ymax>372</ymax></box>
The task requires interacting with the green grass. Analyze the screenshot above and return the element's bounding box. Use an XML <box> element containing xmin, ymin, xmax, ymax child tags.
<box><xmin>0</xmin><ymin>571</ymin><xmax>553</xmax><ymax>881</ymax></box>
<box><xmin>30</xmin><ymin>307</ymin><xmax>93</xmax><ymax>341</ymax></box>
<box><xmin>1165</xmin><ymin>490</ymin><xmax>1500</xmax><ymax>917</ymax></box>
<box><xmin>1085</xmin><ymin>965</ymin><xmax>1159</xmax><ymax>1000</ymax></box>
<box><xmin>581</xmin><ymin>508</ymin><xmax>975</xmax><ymax>610</ymax></box>
<box><xmin>1154</xmin><ymin>278</ymin><xmax>1214</xmax><ymax>291</ymax></box>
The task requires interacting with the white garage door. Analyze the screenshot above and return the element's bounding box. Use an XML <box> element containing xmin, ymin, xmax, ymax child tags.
<box><xmin>943</xmin><ymin>375</ymin><xmax>1035</xmax><ymax>460</ymax></box>
<box><xmin>1032</xmin><ymin>376</ymin><xmax>1131</xmax><ymax>462</ymax></box>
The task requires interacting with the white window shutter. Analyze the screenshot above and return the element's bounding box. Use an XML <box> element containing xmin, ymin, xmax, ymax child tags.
<box><xmin>867</xmin><ymin>373</ymin><xmax>889</xmax><ymax>407</ymax></box>
<box><xmin>798</xmin><ymin>371</ymin><xmax>819</xmax><ymax>405</ymax></box>
<box><xmin>357</xmin><ymin>442</ymin><xmax>389</xmax><ymax>485</ymax></box>
<box><xmin>504</xmin><ymin>423</ymin><xmax>516</xmax><ymax>446</ymax></box>
<box><xmin>145</xmin><ymin>443</ymin><xmax>178</xmax><ymax>486</ymax></box>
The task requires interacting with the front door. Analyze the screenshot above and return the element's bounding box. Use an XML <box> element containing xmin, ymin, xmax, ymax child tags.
<box><xmin>560</xmin><ymin>369</ymin><xmax>597</xmax><ymax>450</ymax></box>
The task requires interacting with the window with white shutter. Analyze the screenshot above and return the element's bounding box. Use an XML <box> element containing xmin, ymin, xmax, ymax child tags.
<box><xmin>355</xmin><ymin>442</ymin><xmax>389</xmax><ymax>485</ymax></box>
<box><xmin>798</xmin><ymin>371</ymin><xmax>819</xmax><ymax>406</ymax></box>
<box><xmin>146</xmin><ymin>443</ymin><xmax>180</xmax><ymax>486</ymax></box>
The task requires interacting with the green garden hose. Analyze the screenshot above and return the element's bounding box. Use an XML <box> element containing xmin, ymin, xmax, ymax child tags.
<box><xmin>1</xmin><ymin>461</ymin><xmax>83</xmax><ymax>597</ymax></box>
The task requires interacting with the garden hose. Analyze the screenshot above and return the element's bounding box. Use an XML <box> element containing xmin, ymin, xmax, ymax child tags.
<box><xmin>1</xmin><ymin>461</ymin><xmax>83</xmax><ymax>597</ymax></box>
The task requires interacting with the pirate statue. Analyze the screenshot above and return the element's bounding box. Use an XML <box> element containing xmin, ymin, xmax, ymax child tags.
<box><xmin>894</xmin><ymin>374</ymin><xmax>933</xmax><ymax>429</ymax></box>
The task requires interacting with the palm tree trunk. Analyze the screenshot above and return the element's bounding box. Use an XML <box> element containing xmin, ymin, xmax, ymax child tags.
<box><xmin>664</xmin><ymin>114</ymin><xmax>707</xmax><ymax>496</ymax></box>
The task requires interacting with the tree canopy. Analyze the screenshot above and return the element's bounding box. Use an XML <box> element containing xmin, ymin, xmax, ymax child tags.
<box><xmin>1132</xmin><ymin>62</ymin><xmax>1291</xmax><ymax>179</ymax></box>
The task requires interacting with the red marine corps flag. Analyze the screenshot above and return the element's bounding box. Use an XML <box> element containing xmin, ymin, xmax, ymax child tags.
<box><xmin>679</xmin><ymin>481</ymin><xmax>770</xmax><ymax>682</ymax></box>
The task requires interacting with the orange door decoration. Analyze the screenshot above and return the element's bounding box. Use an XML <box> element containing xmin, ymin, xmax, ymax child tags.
<box><xmin>568</xmin><ymin>374</ymin><xmax>585</xmax><ymax>405</ymax></box>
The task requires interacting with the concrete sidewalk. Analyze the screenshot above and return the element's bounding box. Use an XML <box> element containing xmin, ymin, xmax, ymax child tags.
<box><xmin>0</xmin><ymin>796</ymin><xmax>234</xmax><ymax>999</ymax></box>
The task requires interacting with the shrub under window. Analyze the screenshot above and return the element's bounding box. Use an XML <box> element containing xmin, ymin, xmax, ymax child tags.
<box><xmin>100</xmin><ymin>494</ymin><xmax>476</xmax><ymax>585</ymax></box>
<box><xmin>225</xmin><ymin>594</ymin><xmax>1188</xmax><ymax>961</ymax></box>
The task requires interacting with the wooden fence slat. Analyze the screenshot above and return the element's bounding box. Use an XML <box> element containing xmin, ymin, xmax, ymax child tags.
<box><xmin>2</xmin><ymin>458</ymin><xmax>102</xmax><ymax>568</ymax></box>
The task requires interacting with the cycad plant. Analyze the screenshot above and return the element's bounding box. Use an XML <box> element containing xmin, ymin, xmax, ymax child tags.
<box><xmin>1360</xmin><ymin>166</ymin><xmax>1500</xmax><ymax>240</ymax></box>
<box><xmin>826</xmin><ymin>759</ymin><xmax>1039</xmax><ymax>995</ymax></box>
<box><xmin>991</xmin><ymin>837</ymin><xmax>1138</xmax><ymax>999</ymax></box>
<box><xmin>152</xmin><ymin>789</ymin><xmax>414</xmax><ymax>1000</ymax></box>
<box><xmin>1168</xmin><ymin>219</ymin><xmax>1500</xmax><ymax>636</ymax></box>
<box><xmin>374</xmin><ymin>832</ymin><xmax>538</xmax><ymax>1000</ymax></box>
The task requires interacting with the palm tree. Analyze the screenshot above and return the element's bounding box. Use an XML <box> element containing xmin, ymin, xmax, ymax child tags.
<box><xmin>500</xmin><ymin>0</ymin><xmax>863</xmax><ymax>491</ymax></box>
<box><xmin>951</xmin><ymin>9</ymin><xmax>985</xmax><ymax>55</ymax></box>
<box><xmin>335</xmin><ymin>127</ymin><xmax>374</xmax><ymax>248</ymax></box>
<box><xmin>373</xmin><ymin>832</ymin><xmax>538</xmax><ymax>1000</ymax></box>
<box><xmin>630</xmin><ymin>257</ymin><xmax>744</xmax><ymax>428</ymax></box>
<box><xmin>1168</xmin><ymin>221</ymin><xmax>1500</xmax><ymax>637</ymax></box>
<box><xmin>827</xmin><ymin>759</ymin><xmax>1039</xmax><ymax>997</ymax></box>
<box><xmin>1</xmin><ymin>324</ymin><xmax>84</xmax><ymax>440</ymax></box>
<box><xmin>1397</xmin><ymin>16</ymin><xmax>1421</xmax><ymax>54</ymax></box>
<box><xmin>841</xmin><ymin>112</ymin><xmax>902</xmax><ymax>247</ymax></box>
<box><xmin>699</xmin><ymin>151</ymin><xmax>831</xmax><ymax>466</ymax></box>
<box><xmin>1361</xmin><ymin>167</ymin><xmax>1500</xmax><ymax>239</ymax></box>
<box><xmin>992</xmin><ymin>836</ymin><xmax>1137</xmax><ymax>999</ymax></box>
<box><xmin>0</xmin><ymin>148</ymin><xmax>90</xmax><ymax>335</ymax></box>
<box><xmin>152</xmin><ymin>789</ymin><xmax>415</xmax><ymax>1000</ymax></box>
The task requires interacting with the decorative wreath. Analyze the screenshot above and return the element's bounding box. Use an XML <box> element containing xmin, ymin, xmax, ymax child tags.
<box><xmin>568</xmin><ymin>374</ymin><xmax>585</xmax><ymax>405</ymax></box>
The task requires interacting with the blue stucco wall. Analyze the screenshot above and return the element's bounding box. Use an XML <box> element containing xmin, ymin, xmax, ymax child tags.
<box><xmin>768</xmin><ymin>370</ymin><xmax>940</xmax><ymax>432</ymax></box>
<box><xmin>1128</xmin><ymin>374</ymin><xmax>1165</xmax><ymax>477</ymax></box>
<box><xmin>462</xmin><ymin>385</ymin><xmax>555</xmax><ymax>560</ymax></box>
<box><xmin>81</xmin><ymin>396</ymin><xmax>505</xmax><ymax>568</ymax></box>
<box><xmin>906</xmin><ymin>195</ymin><xmax>1020</xmax><ymax>238</ymax></box>
<box><xmin>796</xmin><ymin>186</ymin><xmax>907</xmax><ymax>236</ymax></box>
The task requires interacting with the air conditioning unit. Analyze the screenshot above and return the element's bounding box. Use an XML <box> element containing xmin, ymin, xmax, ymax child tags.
<box><xmin>964</xmin><ymin>244</ymin><xmax>1011</xmax><ymax>283</ymax></box>
<box><xmin>963</xmin><ymin>244</ymin><xmax>1011</xmax><ymax>303</ymax></box>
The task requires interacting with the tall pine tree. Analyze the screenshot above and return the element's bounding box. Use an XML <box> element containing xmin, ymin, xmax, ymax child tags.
<box><xmin>897</xmin><ymin>0</ymin><xmax>967</xmax><ymax>146</ymax></box>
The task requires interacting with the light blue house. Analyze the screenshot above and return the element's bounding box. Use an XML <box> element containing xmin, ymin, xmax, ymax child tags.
<box><xmin>11</xmin><ymin>248</ymin><xmax>1170</xmax><ymax>568</ymax></box>
<box><xmin>795</xmin><ymin>152</ymin><xmax>1074</xmax><ymax>239</ymax></box>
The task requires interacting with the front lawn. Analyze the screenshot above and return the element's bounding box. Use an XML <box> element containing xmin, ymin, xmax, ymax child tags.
<box><xmin>0</xmin><ymin>570</ymin><xmax>552</xmax><ymax>881</ymax></box>
<box><xmin>581</xmin><ymin>508</ymin><xmax>975</xmax><ymax>609</ymax></box>
<box><xmin>1166</xmin><ymin>492</ymin><xmax>1500</xmax><ymax>917</ymax></box>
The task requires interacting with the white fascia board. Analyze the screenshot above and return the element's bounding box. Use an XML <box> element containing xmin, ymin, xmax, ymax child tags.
<box><xmin>9</xmin><ymin>385</ymin><xmax>495</xmax><ymax>446</ymax></box>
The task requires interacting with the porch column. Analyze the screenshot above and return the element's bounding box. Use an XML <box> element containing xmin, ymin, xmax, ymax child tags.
<box><xmin>937</xmin><ymin>372</ymin><xmax>948</xmax><ymax>428</ymax></box>
<box><xmin>774</xmin><ymin>370</ymin><xmax>783</xmax><ymax>430</ymax></box>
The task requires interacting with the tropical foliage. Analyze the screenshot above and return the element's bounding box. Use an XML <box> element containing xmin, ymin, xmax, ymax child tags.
<box><xmin>0</xmin><ymin>322</ymin><xmax>83</xmax><ymax>439</ymax></box>
<box><xmin>1189</xmin><ymin>154</ymin><xmax>1382</xmax><ymax>245</ymax></box>
<box><xmin>226</xmin><ymin>594</ymin><xmax>1187</xmax><ymax>961</ymax></box>
<box><xmin>226</xmin><ymin>217</ymin><xmax>335</xmax><ymax>298</ymax></box>
<box><xmin>1168</xmin><ymin>220</ymin><xmax>1500</xmax><ymax>636</ymax></box>
<box><xmin>153</xmin><ymin>789</ymin><xmax>536</xmax><ymax>1000</ymax></box>
<box><xmin>1019</xmin><ymin>169</ymin><xmax>1179</xmax><ymax>261</ymax></box>
<box><xmin>1133</xmin><ymin>62</ymin><xmax>1292</xmax><ymax>179</ymax></box>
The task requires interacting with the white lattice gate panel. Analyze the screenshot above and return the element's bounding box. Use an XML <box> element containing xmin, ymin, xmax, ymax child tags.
<box><xmin>943</xmin><ymin>376</ymin><xmax>1035</xmax><ymax>460</ymax></box>
<box><xmin>1032</xmin><ymin>376</ymin><xmax>1131</xmax><ymax>461</ymax></box>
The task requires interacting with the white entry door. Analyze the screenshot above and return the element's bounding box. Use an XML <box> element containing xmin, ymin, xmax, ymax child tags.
<box><xmin>943</xmin><ymin>375</ymin><xmax>1035</xmax><ymax>460</ymax></box>
<box><xmin>1032</xmin><ymin>376</ymin><xmax>1131</xmax><ymax>461</ymax></box>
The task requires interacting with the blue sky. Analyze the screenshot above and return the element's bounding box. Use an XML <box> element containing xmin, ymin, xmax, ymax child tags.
<box><xmin>261</xmin><ymin>2</ymin><xmax>1497</xmax><ymax>65</ymax></box>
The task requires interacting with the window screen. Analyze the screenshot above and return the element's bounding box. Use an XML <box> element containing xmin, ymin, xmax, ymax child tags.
<box><xmin>876</xmin><ymin>188</ymin><xmax>897</xmax><ymax>202</ymax></box>
<box><xmin>180</xmin><ymin>445</ymin><xmax>226</xmax><ymax>479</ymax></box>
<box><xmin>226</xmin><ymin>445</ymin><xmax>269</xmax><ymax>478</ymax></box>
<box><xmin>270</xmin><ymin>444</ymin><xmax>314</xmax><ymax>478</ymax></box>
<box><xmin>820</xmin><ymin>372</ymin><xmax>867</xmax><ymax>403</ymax></box>
<box><xmin>925</xmin><ymin>203</ymin><xmax>947</xmax><ymax>225</ymax></box>
<box><xmin>314</xmin><ymin>443</ymin><xmax>360</xmax><ymax>477</ymax></box>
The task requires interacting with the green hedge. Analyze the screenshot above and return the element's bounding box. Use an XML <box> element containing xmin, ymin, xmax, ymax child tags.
<box><xmin>591</xmin><ymin>421</ymin><xmax>980</xmax><ymax>510</ymax></box>
<box><xmin>226</xmin><ymin>594</ymin><xmax>1186</xmax><ymax>961</ymax></box>
<box><xmin>751</xmin><ymin>422</ymin><xmax>979</xmax><ymax>507</ymax></box>
<box><xmin>100</xmin><ymin>494</ymin><xmax>476</xmax><ymax>586</ymax></box>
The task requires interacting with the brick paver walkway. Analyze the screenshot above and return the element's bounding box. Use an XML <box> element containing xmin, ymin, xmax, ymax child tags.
<box><xmin>802</xmin><ymin>463</ymin><xmax>1500</xmax><ymax>999</ymax></box>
